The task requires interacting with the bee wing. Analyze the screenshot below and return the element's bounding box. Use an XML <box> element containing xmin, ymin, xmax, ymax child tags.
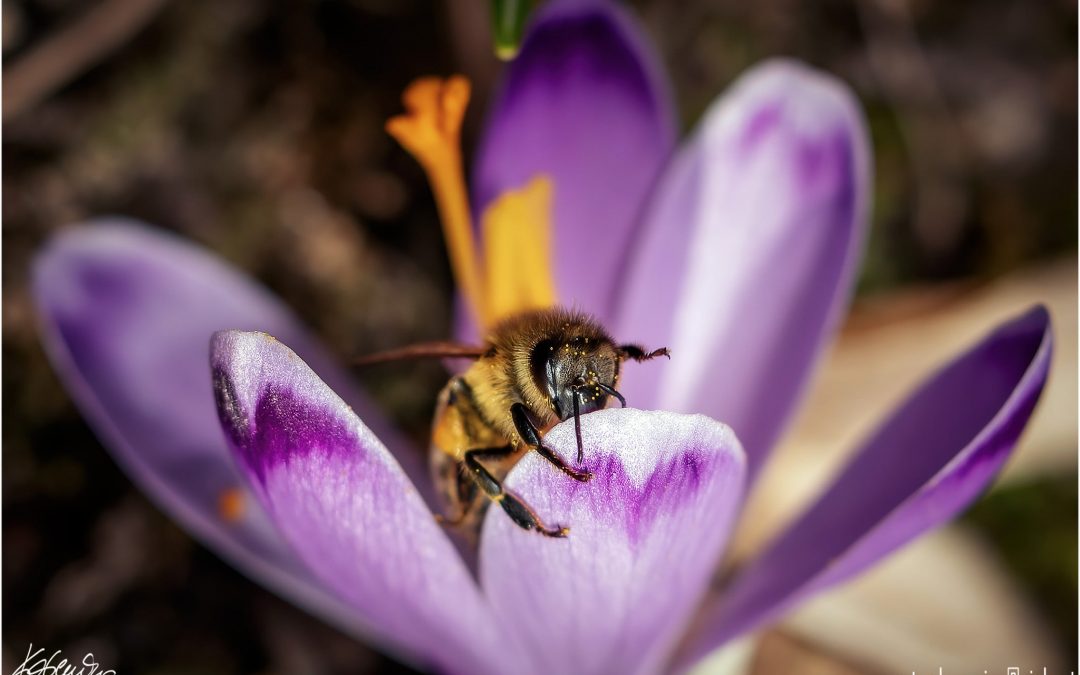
<box><xmin>354</xmin><ymin>341</ymin><xmax>486</xmax><ymax>366</ymax></box>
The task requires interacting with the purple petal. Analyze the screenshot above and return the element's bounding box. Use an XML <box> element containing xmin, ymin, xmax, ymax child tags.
<box><xmin>212</xmin><ymin>331</ymin><xmax>506</xmax><ymax>674</ymax></box>
<box><xmin>472</xmin><ymin>0</ymin><xmax>676</xmax><ymax>321</ymax></box>
<box><xmin>614</xmin><ymin>59</ymin><xmax>871</xmax><ymax>478</ymax></box>
<box><xmin>32</xmin><ymin>220</ymin><xmax>429</xmax><ymax>643</ymax></box>
<box><xmin>479</xmin><ymin>409</ymin><xmax>744</xmax><ymax>675</ymax></box>
<box><xmin>675</xmin><ymin>306</ymin><xmax>1052</xmax><ymax>670</ymax></box>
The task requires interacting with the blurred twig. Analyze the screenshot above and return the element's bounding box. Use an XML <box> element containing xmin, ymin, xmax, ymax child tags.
<box><xmin>2</xmin><ymin>0</ymin><xmax>168</xmax><ymax>122</ymax></box>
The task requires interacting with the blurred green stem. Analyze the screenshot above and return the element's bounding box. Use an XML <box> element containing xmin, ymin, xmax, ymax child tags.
<box><xmin>491</xmin><ymin>0</ymin><xmax>534</xmax><ymax>60</ymax></box>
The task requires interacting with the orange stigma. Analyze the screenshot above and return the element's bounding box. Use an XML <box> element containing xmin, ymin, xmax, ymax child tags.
<box><xmin>388</xmin><ymin>76</ymin><xmax>558</xmax><ymax>329</ymax></box>
<box><xmin>386</xmin><ymin>76</ymin><xmax>487</xmax><ymax>327</ymax></box>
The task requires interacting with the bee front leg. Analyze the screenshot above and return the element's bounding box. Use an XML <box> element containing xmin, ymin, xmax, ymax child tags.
<box><xmin>464</xmin><ymin>446</ymin><xmax>568</xmax><ymax>538</ymax></box>
<box><xmin>510</xmin><ymin>403</ymin><xmax>594</xmax><ymax>482</ymax></box>
<box><xmin>617</xmin><ymin>344</ymin><xmax>670</xmax><ymax>362</ymax></box>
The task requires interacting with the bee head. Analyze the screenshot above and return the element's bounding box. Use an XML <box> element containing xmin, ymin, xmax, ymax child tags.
<box><xmin>530</xmin><ymin>337</ymin><xmax>620</xmax><ymax>422</ymax></box>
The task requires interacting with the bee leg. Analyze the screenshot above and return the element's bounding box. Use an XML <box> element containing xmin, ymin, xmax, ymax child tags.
<box><xmin>434</xmin><ymin>460</ymin><xmax>480</xmax><ymax>526</ymax></box>
<box><xmin>617</xmin><ymin>344</ymin><xmax>670</xmax><ymax>362</ymax></box>
<box><xmin>464</xmin><ymin>446</ymin><xmax>568</xmax><ymax>538</ymax></box>
<box><xmin>511</xmin><ymin>403</ymin><xmax>594</xmax><ymax>482</ymax></box>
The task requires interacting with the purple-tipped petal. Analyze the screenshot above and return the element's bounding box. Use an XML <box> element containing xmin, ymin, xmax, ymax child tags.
<box><xmin>31</xmin><ymin>220</ymin><xmax>428</xmax><ymax>642</ymax></box>
<box><xmin>479</xmin><ymin>409</ymin><xmax>744</xmax><ymax>675</ymax></box>
<box><xmin>212</xmin><ymin>331</ymin><xmax>505</xmax><ymax>674</ymax></box>
<box><xmin>472</xmin><ymin>0</ymin><xmax>676</xmax><ymax>321</ymax></box>
<box><xmin>675</xmin><ymin>306</ymin><xmax>1052</xmax><ymax>670</ymax></box>
<box><xmin>614</xmin><ymin>60</ymin><xmax>871</xmax><ymax>478</ymax></box>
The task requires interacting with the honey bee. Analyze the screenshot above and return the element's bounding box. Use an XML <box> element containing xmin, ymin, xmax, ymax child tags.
<box><xmin>358</xmin><ymin>307</ymin><xmax>668</xmax><ymax>538</ymax></box>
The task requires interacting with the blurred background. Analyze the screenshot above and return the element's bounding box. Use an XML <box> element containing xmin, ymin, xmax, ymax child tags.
<box><xmin>2</xmin><ymin>0</ymin><xmax>1076</xmax><ymax>673</ymax></box>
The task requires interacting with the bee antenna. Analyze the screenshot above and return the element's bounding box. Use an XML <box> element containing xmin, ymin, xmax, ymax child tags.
<box><xmin>597</xmin><ymin>383</ymin><xmax>627</xmax><ymax>408</ymax></box>
<box><xmin>572</xmin><ymin>390</ymin><xmax>585</xmax><ymax>465</ymax></box>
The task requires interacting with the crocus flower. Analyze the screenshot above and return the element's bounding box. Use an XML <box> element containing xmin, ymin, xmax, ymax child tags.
<box><xmin>32</xmin><ymin>1</ymin><xmax>1052</xmax><ymax>673</ymax></box>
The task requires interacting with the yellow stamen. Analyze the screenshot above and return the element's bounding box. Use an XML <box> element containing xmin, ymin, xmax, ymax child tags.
<box><xmin>217</xmin><ymin>486</ymin><xmax>246</xmax><ymax>523</ymax></box>
<box><xmin>386</xmin><ymin>76</ymin><xmax>487</xmax><ymax>326</ymax></box>
<box><xmin>481</xmin><ymin>175</ymin><xmax>558</xmax><ymax>320</ymax></box>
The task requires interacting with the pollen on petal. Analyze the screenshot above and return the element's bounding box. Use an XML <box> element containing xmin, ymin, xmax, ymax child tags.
<box><xmin>481</xmin><ymin>174</ymin><xmax>558</xmax><ymax>321</ymax></box>
<box><xmin>218</xmin><ymin>486</ymin><xmax>246</xmax><ymax>523</ymax></box>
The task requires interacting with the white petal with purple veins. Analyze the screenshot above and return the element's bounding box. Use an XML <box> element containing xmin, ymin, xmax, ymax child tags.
<box><xmin>212</xmin><ymin>331</ymin><xmax>507</xmax><ymax>675</ymax></box>
<box><xmin>480</xmin><ymin>408</ymin><xmax>745</xmax><ymax>675</ymax></box>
